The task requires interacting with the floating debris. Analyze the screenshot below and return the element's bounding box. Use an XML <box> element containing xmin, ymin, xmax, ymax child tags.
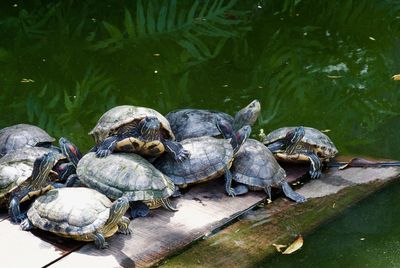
<box><xmin>21</xmin><ymin>78</ymin><xmax>35</xmax><ymax>83</ymax></box>
<box><xmin>392</xmin><ymin>74</ymin><xmax>400</xmax><ymax>80</ymax></box>
<box><xmin>153</xmin><ymin>53</ymin><xmax>160</xmax><ymax>57</ymax></box>
<box><xmin>360</xmin><ymin>237</ymin><xmax>366</xmax><ymax>241</ymax></box>
<box><xmin>272</xmin><ymin>243</ymin><xmax>287</xmax><ymax>253</ymax></box>
<box><xmin>282</xmin><ymin>235</ymin><xmax>303</xmax><ymax>254</ymax></box>
<box><xmin>321</xmin><ymin>129</ymin><xmax>331</xmax><ymax>133</ymax></box>
<box><xmin>369</xmin><ymin>36</ymin><xmax>376</xmax><ymax>41</ymax></box>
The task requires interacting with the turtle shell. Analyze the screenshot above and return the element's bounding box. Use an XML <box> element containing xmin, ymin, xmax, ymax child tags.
<box><xmin>0</xmin><ymin>147</ymin><xmax>64</xmax><ymax>206</ymax></box>
<box><xmin>154</xmin><ymin>136</ymin><xmax>233</xmax><ymax>186</ymax></box>
<box><xmin>89</xmin><ymin>105</ymin><xmax>174</xmax><ymax>144</ymax></box>
<box><xmin>0</xmin><ymin>124</ymin><xmax>55</xmax><ymax>157</ymax></box>
<box><xmin>166</xmin><ymin>109</ymin><xmax>233</xmax><ymax>141</ymax></box>
<box><xmin>77</xmin><ymin>152</ymin><xmax>174</xmax><ymax>202</ymax></box>
<box><xmin>231</xmin><ymin>139</ymin><xmax>286</xmax><ymax>189</ymax></box>
<box><xmin>27</xmin><ymin>187</ymin><xmax>116</xmax><ymax>240</ymax></box>
<box><xmin>262</xmin><ymin>127</ymin><xmax>338</xmax><ymax>160</ymax></box>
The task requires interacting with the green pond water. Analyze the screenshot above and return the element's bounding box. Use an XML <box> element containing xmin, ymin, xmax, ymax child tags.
<box><xmin>1</xmin><ymin>0</ymin><xmax>400</xmax><ymax>266</ymax></box>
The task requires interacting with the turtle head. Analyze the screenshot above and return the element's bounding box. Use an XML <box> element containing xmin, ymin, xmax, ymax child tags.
<box><xmin>106</xmin><ymin>196</ymin><xmax>130</xmax><ymax>226</ymax></box>
<box><xmin>139</xmin><ymin>116</ymin><xmax>161</xmax><ymax>141</ymax></box>
<box><xmin>284</xmin><ymin>126</ymin><xmax>305</xmax><ymax>154</ymax></box>
<box><xmin>30</xmin><ymin>152</ymin><xmax>57</xmax><ymax>190</ymax></box>
<box><xmin>233</xmin><ymin>99</ymin><xmax>261</xmax><ymax>130</ymax></box>
<box><xmin>59</xmin><ymin>137</ymin><xmax>82</xmax><ymax>167</ymax></box>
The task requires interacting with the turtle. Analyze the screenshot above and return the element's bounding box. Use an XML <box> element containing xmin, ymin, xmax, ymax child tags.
<box><xmin>230</xmin><ymin>139</ymin><xmax>306</xmax><ymax>203</ymax></box>
<box><xmin>89</xmin><ymin>105</ymin><xmax>189</xmax><ymax>161</ymax></box>
<box><xmin>154</xmin><ymin>118</ymin><xmax>251</xmax><ymax>197</ymax></box>
<box><xmin>260</xmin><ymin>126</ymin><xmax>338</xmax><ymax>179</ymax></box>
<box><xmin>166</xmin><ymin>99</ymin><xmax>261</xmax><ymax>142</ymax></box>
<box><xmin>77</xmin><ymin>152</ymin><xmax>176</xmax><ymax>219</ymax></box>
<box><xmin>2</xmin><ymin>138</ymin><xmax>82</xmax><ymax>222</ymax></box>
<box><xmin>21</xmin><ymin>187</ymin><xmax>131</xmax><ymax>249</ymax></box>
<box><xmin>0</xmin><ymin>124</ymin><xmax>55</xmax><ymax>157</ymax></box>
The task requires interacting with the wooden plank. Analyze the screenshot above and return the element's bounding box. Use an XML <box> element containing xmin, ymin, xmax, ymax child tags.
<box><xmin>0</xmin><ymin>218</ymin><xmax>82</xmax><ymax>267</ymax></box>
<box><xmin>49</xmin><ymin>178</ymin><xmax>275</xmax><ymax>268</ymax></box>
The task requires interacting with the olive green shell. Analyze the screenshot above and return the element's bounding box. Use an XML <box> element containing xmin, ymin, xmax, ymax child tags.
<box><xmin>262</xmin><ymin>127</ymin><xmax>338</xmax><ymax>160</ymax></box>
<box><xmin>27</xmin><ymin>187</ymin><xmax>116</xmax><ymax>240</ymax></box>
<box><xmin>77</xmin><ymin>152</ymin><xmax>174</xmax><ymax>202</ymax></box>
<box><xmin>231</xmin><ymin>139</ymin><xmax>285</xmax><ymax>189</ymax></box>
<box><xmin>0</xmin><ymin>124</ymin><xmax>55</xmax><ymax>157</ymax></box>
<box><xmin>0</xmin><ymin>147</ymin><xmax>64</xmax><ymax>205</ymax></box>
<box><xmin>154</xmin><ymin>136</ymin><xmax>233</xmax><ymax>186</ymax></box>
<box><xmin>89</xmin><ymin>105</ymin><xmax>175</xmax><ymax>144</ymax></box>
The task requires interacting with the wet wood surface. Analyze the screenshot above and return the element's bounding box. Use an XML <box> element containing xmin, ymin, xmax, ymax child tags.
<box><xmin>0</xmin><ymin>157</ymin><xmax>398</xmax><ymax>268</ymax></box>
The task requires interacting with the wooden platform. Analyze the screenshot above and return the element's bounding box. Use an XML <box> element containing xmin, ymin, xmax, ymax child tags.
<box><xmin>0</xmin><ymin>164</ymin><xmax>308</xmax><ymax>268</ymax></box>
<box><xmin>2</xmin><ymin>158</ymin><xmax>398</xmax><ymax>268</ymax></box>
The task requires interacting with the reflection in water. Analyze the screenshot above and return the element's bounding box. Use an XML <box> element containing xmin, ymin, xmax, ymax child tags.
<box><xmin>0</xmin><ymin>0</ymin><xmax>400</xmax><ymax>265</ymax></box>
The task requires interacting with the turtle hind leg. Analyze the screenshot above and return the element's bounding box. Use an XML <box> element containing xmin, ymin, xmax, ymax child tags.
<box><xmin>162</xmin><ymin>139</ymin><xmax>190</xmax><ymax>162</ymax></box>
<box><xmin>95</xmin><ymin>136</ymin><xmax>119</xmax><ymax>158</ymax></box>
<box><xmin>161</xmin><ymin>198</ymin><xmax>178</xmax><ymax>212</ymax></box>
<box><xmin>130</xmin><ymin>201</ymin><xmax>150</xmax><ymax>219</ymax></box>
<box><xmin>281</xmin><ymin>181</ymin><xmax>306</xmax><ymax>203</ymax></box>
<box><xmin>232</xmin><ymin>184</ymin><xmax>249</xmax><ymax>196</ymax></box>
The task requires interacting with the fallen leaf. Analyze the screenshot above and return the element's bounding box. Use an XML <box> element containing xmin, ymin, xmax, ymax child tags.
<box><xmin>272</xmin><ymin>243</ymin><xmax>287</xmax><ymax>252</ymax></box>
<box><xmin>282</xmin><ymin>235</ymin><xmax>303</xmax><ymax>254</ymax></box>
<box><xmin>392</xmin><ymin>74</ymin><xmax>400</xmax><ymax>80</ymax></box>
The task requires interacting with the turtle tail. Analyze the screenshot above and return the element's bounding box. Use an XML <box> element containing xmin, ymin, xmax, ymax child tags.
<box><xmin>161</xmin><ymin>198</ymin><xmax>178</xmax><ymax>212</ymax></box>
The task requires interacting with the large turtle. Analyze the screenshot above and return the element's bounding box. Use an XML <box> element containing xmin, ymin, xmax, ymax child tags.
<box><xmin>260</xmin><ymin>126</ymin><xmax>338</xmax><ymax>179</ymax></box>
<box><xmin>154</xmin><ymin>119</ymin><xmax>251</xmax><ymax>197</ymax></box>
<box><xmin>89</xmin><ymin>105</ymin><xmax>189</xmax><ymax>161</ymax></box>
<box><xmin>0</xmin><ymin>124</ymin><xmax>55</xmax><ymax>157</ymax></box>
<box><xmin>77</xmin><ymin>152</ymin><xmax>176</xmax><ymax>219</ymax></box>
<box><xmin>230</xmin><ymin>139</ymin><xmax>306</xmax><ymax>203</ymax></box>
<box><xmin>166</xmin><ymin>99</ymin><xmax>260</xmax><ymax>142</ymax></box>
<box><xmin>21</xmin><ymin>187</ymin><xmax>131</xmax><ymax>249</ymax></box>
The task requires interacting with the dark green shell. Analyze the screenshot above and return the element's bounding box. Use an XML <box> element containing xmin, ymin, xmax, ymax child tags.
<box><xmin>231</xmin><ymin>139</ymin><xmax>285</xmax><ymax>189</ymax></box>
<box><xmin>154</xmin><ymin>136</ymin><xmax>233</xmax><ymax>186</ymax></box>
<box><xmin>77</xmin><ymin>152</ymin><xmax>174</xmax><ymax>202</ymax></box>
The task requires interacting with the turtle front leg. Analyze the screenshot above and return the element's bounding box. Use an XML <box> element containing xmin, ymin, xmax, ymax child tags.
<box><xmin>95</xmin><ymin>136</ymin><xmax>119</xmax><ymax>158</ymax></box>
<box><xmin>162</xmin><ymin>139</ymin><xmax>190</xmax><ymax>162</ymax></box>
<box><xmin>224</xmin><ymin>167</ymin><xmax>236</xmax><ymax>197</ymax></box>
<box><xmin>266</xmin><ymin>141</ymin><xmax>285</xmax><ymax>153</ymax></box>
<box><xmin>117</xmin><ymin>216</ymin><xmax>132</xmax><ymax>235</ymax></box>
<box><xmin>9</xmin><ymin>191</ymin><xmax>28</xmax><ymax>223</ymax></box>
<box><xmin>93</xmin><ymin>232</ymin><xmax>109</xmax><ymax>249</ymax></box>
<box><xmin>280</xmin><ymin>181</ymin><xmax>306</xmax><ymax>203</ymax></box>
<box><xmin>299</xmin><ymin>150</ymin><xmax>322</xmax><ymax>179</ymax></box>
<box><xmin>21</xmin><ymin>218</ymin><xmax>34</xmax><ymax>231</ymax></box>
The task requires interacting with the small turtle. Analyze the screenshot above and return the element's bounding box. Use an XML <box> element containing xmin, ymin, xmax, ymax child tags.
<box><xmin>3</xmin><ymin>138</ymin><xmax>82</xmax><ymax>222</ymax></box>
<box><xmin>21</xmin><ymin>187</ymin><xmax>131</xmax><ymax>249</ymax></box>
<box><xmin>230</xmin><ymin>139</ymin><xmax>306</xmax><ymax>203</ymax></box>
<box><xmin>166</xmin><ymin>99</ymin><xmax>260</xmax><ymax>141</ymax></box>
<box><xmin>260</xmin><ymin>126</ymin><xmax>338</xmax><ymax>179</ymax></box>
<box><xmin>89</xmin><ymin>105</ymin><xmax>189</xmax><ymax>161</ymax></box>
<box><xmin>154</xmin><ymin>119</ymin><xmax>251</xmax><ymax>197</ymax></box>
<box><xmin>77</xmin><ymin>152</ymin><xmax>176</xmax><ymax>219</ymax></box>
<box><xmin>0</xmin><ymin>124</ymin><xmax>55</xmax><ymax>157</ymax></box>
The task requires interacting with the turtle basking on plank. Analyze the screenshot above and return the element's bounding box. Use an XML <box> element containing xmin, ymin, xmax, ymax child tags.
<box><xmin>77</xmin><ymin>152</ymin><xmax>176</xmax><ymax>219</ymax></box>
<box><xmin>260</xmin><ymin>126</ymin><xmax>338</xmax><ymax>179</ymax></box>
<box><xmin>21</xmin><ymin>187</ymin><xmax>131</xmax><ymax>249</ymax></box>
<box><xmin>0</xmin><ymin>124</ymin><xmax>55</xmax><ymax>157</ymax></box>
<box><xmin>230</xmin><ymin>139</ymin><xmax>306</xmax><ymax>203</ymax></box>
<box><xmin>166</xmin><ymin>99</ymin><xmax>260</xmax><ymax>142</ymax></box>
<box><xmin>89</xmin><ymin>105</ymin><xmax>189</xmax><ymax>161</ymax></box>
<box><xmin>154</xmin><ymin>118</ymin><xmax>251</xmax><ymax>197</ymax></box>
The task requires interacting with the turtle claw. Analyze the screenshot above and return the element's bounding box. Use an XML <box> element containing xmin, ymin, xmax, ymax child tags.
<box><xmin>119</xmin><ymin>227</ymin><xmax>132</xmax><ymax>235</ymax></box>
<box><xmin>227</xmin><ymin>187</ymin><xmax>236</xmax><ymax>197</ymax></box>
<box><xmin>176</xmin><ymin>149</ymin><xmax>190</xmax><ymax>162</ymax></box>
<box><xmin>309</xmin><ymin>169</ymin><xmax>322</xmax><ymax>179</ymax></box>
<box><xmin>20</xmin><ymin>218</ymin><xmax>33</xmax><ymax>231</ymax></box>
<box><xmin>96</xmin><ymin>149</ymin><xmax>112</xmax><ymax>158</ymax></box>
